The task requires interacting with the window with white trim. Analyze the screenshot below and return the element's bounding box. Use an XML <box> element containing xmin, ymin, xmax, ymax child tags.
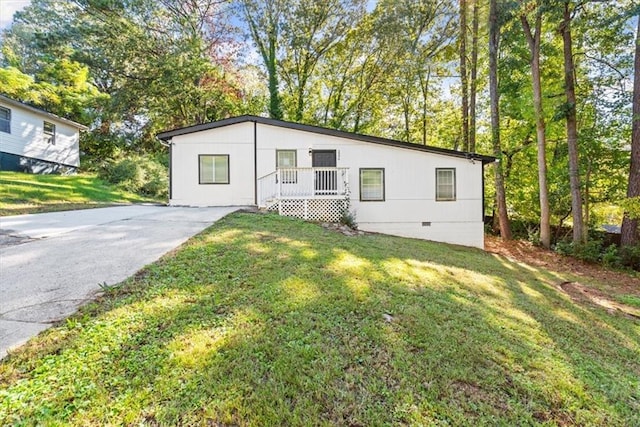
<box><xmin>0</xmin><ymin>107</ymin><xmax>10</xmax><ymax>133</ymax></box>
<box><xmin>199</xmin><ymin>155</ymin><xmax>229</xmax><ymax>184</ymax></box>
<box><xmin>276</xmin><ymin>149</ymin><xmax>297</xmax><ymax>183</ymax></box>
<box><xmin>44</xmin><ymin>121</ymin><xmax>56</xmax><ymax>145</ymax></box>
<box><xmin>360</xmin><ymin>168</ymin><xmax>385</xmax><ymax>201</ymax></box>
<box><xmin>436</xmin><ymin>168</ymin><xmax>456</xmax><ymax>201</ymax></box>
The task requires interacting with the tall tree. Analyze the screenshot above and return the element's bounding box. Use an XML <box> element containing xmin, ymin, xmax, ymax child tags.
<box><xmin>459</xmin><ymin>0</ymin><xmax>469</xmax><ymax>152</ymax></box>
<box><xmin>621</xmin><ymin>13</ymin><xmax>640</xmax><ymax>246</ymax></box>
<box><xmin>489</xmin><ymin>0</ymin><xmax>512</xmax><ymax>239</ymax></box>
<box><xmin>521</xmin><ymin>1</ymin><xmax>551</xmax><ymax>248</ymax></box>
<box><xmin>559</xmin><ymin>1</ymin><xmax>585</xmax><ymax>243</ymax></box>
<box><xmin>3</xmin><ymin>0</ymin><xmax>246</xmax><ymax>155</ymax></box>
<box><xmin>241</xmin><ymin>0</ymin><xmax>284</xmax><ymax>119</ymax></box>
<box><xmin>280</xmin><ymin>0</ymin><xmax>364</xmax><ymax>122</ymax></box>
<box><xmin>469</xmin><ymin>0</ymin><xmax>480</xmax><ymax>153</ymax></box>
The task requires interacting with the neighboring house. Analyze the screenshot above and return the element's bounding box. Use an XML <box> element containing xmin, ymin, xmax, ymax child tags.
<box><xmin>157</xmin><ymin>115</ymin><xmax>495</xmax><ymax>248</ymax></box>
<box><xmin>0</xmin><ymin>94</ymin><xmax>88</xmax><ymax>173</ymax></box>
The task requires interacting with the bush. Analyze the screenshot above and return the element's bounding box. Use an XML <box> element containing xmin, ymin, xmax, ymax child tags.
<box><xmin>554</xmin><ymin>239</ymin><xmax>640</xmax><ymax>271</ymax></box>
<box><xmin>554</xmin><ymin>240</ymin><xmax>603</xmax><ymax>264</ymax></box>
<box><xmin>619</xmin><ymin>245</ymin><xmax>640</xmax><ymax>270</ymax></box>
<box><xmin>340</xmin><ymin>208</ymin><xmax>357</xmax><ymax>229</ymax></box>
<box><xmin>99</xmin><ymin>154</ymin><xmax>168</xmax><ymax>199</ymax></box>
<box><xmin>601</xmin><ymin>244</ymin><xmax>620</xmax><ymax>268</ymax></box>
<box><xmin>572</xmin><ymin>240</ymin><xmax>605</xmax><ymax>264</ymax></box>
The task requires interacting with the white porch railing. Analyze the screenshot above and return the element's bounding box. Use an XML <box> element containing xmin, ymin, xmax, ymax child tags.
<box><xmin>257</xmin><ymin>167</ymin><xmax>349</xmax><ymax>208</ymax></box>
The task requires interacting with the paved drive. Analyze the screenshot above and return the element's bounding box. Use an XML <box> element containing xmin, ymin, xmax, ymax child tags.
<box><xmin>0</xmin><ymin>205</ymin><xmax>240</xmax><ymax>359</ymax></box>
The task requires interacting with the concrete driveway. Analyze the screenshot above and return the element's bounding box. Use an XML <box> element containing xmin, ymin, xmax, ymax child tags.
<box><xmin>0</xmin><ymin>205</ymin><xmax>240</xmax><ymax>359</ymax></box>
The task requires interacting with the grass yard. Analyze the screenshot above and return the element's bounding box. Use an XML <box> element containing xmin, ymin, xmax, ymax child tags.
<box><xmin>1</xmin><ymin>213</ymin><xmax>639</xmax><ymax>425</ymax></box>
<box><xmin>0</xmin><ymin>171</ymin><xmax>159</xmax><ymax>216</ymax></box>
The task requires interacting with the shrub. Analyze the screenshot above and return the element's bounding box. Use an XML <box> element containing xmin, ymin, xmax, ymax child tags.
<box><xmin>102</xmin><ymin>158</ymin><xmax>145</xmax><ymax>191</ymax></box>
<box><xmin>554</xmin><ymin>240</ymin><xmax>603</xmax><ymax>264</ymax></box>
<box><xmin>601</xmin><ymin>244</ymin><xmax>621</xmax><ymax>268</ymax></box>
<box><xmin>99</xmin><ymin>154</ymin><xmax>168</xmax><ymax>199</ymax></box>
<box><xmin>619</xmin><ymin>245</ymin><xmax>640</xmax><ymax>270</ymax></box>
<box><xmin>340</xmin><ymin>208</ymin><xmax>358</xmax><ymax>230</ymax></box>
<box><xmin>554</xmin><ymin>239</ymin><xmax>640</xmax><ymax>271</ymax></box>
<box><xmin>573</xmin><ymin>240</ymin><xmax>604</xmax><ymax>264</ymax></box>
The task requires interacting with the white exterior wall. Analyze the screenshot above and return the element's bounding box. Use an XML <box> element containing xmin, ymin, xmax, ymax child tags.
<box><xmin>255</xmin><ymin>123</ymin><xmax>484</xmax><ymax>248</ymax></box>
<box><xmin>0</xmin><ymin>100</ymin><xmax>81</xmax><ymax>167</ymax></box>
<box><xmin>169</xmin><ymin>122</ymin><xmax>255</xmax><ymax>206</ymax></box>
<box><xmin>168</xmin><ymin>120</ymin><xmax>486</xmax><ymax>248</ymax></box>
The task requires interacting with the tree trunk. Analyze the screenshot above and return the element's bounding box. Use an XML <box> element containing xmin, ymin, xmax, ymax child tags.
<box><xmin>420</xmin><ymin>67</ymin><xmax>431</xmax><ymax>146</ymax></box>
<box><xmin>469</xmin><ymin>0</ymin><xmax>479</xmax><ymax>153</ymax></box>
<box><xmin>267</xmin><ymin>49</ymin><xmax>283</xmax><ymax>120</ymax></box>
<box><xmin>621</xmin><ymin>14</ymin><xmax>640</xmax><ymax>246</ymax></box>
<box><xmin>521</xmin><ymin>9</ymin><xmax>551</xmax><ymax>248</ymax></box>
<box><xmin>243</xmin><ymin>0</ymin><xmax>283</xmax><ymax>121</ymax></box>
<box><xmin>460</xmin><ymin>0</ymin><xmax>469</xmax><ymax>152</ymax></box>
<box><xmin>560</xmin><ymin>1</ymin><xmax>585</xmax><ymax>244</ymax></box>
<box><xmin>489</xmin><ymin>0</ymin><xmax>511</xmax><ymax>240</ymax></box>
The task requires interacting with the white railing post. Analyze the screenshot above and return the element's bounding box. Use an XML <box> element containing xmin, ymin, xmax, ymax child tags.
<box><xmin>276</xmin><ymin>169</ymin><xmax>281</xmax><ymax>199</ymax></box>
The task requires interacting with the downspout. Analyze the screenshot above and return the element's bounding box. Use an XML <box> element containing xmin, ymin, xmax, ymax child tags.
<box><xmin>254</xmin><ymin>121</ymin><xmax>258</xmax><ymax>206</ymax></box>
<box><xmin>481</xmin><ymin>160</ymin><xmax>486</xmax><ymax>223</ymax></box>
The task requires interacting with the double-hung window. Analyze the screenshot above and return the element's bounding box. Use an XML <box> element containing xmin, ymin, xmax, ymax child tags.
<box><xmin>199</xmin><ymin>154</ymin><xmax>229</xmax><ymax>184</ymax></box>
<box><xmin>276</xmin><ymin>150</ymin><xmax>297</xmax><ymax>184</ymax></box>
<box><xmin>436</xmin><ymin>168</ymin><xmax>456</xmax><ymax>201</ymax></box>
<box><xmin>44</xmin><ymin>121</ymin><xmax>56</xmax><ymax>145</ymax></box>
<box><xmin>360</xmin><ymin>168</ymin><xmax>385</xmax><ymax>201</ymax></box>
<box><xmin>0</xmin><ymin>107</ymin><xmax>10</xmax><ymax>133</ymax></box>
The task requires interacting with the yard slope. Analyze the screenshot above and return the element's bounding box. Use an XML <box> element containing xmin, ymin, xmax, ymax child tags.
<box><xmin>0</xmin><ymin>213</ymin><xmax>638</xmax><ymax>425</ymax></box>
<box><xmin>0</xmin><ymin>171</ymin><xmax>159</xmax><ymax>216</ymax></box>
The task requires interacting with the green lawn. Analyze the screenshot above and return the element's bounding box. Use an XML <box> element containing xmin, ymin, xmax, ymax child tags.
<box><xmin>0</xmin><ymin>171</ymin><xmax>159</xmax><ymax>216</ymax></box>
<box><xmin>1</xmin><ymin>213</ymin><xmax>638</xmax><ymax>425</ymax></box>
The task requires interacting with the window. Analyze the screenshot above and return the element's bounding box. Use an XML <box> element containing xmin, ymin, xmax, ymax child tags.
<box><xmin>276</xmin><ymin>149</ymin><xmax>297</xmax><ymax>183</ymax></box>
<box><xmin>360</xmin><ymin>168</ymin><xmax>385</xmax><ymax>201</ymax></box>
<box><xmin>44</xmin><ymin>121</ymin><xmax>56</xmax><ymax>145</ymax></box>
<box><xmin>0</xmin><ymin>107</ymin><xmax>10</xmax><ymax>133</ymax></box>
<box><xmin>199</xmin><ymin>155</ymin><xmax>229</xmax><ymax>184</ymax></box>
<box><xmin>436</xmin><ymin>168</ymin><xmax>456</xmax><ymax>201</ymax></box>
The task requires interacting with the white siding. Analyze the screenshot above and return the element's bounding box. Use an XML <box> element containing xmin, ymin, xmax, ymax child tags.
<box><xmin>169</xmin><ymin>122</ymin><xmax>255</xmax><ymax>206</ymax></box>
<box><xmin>0</xmin><ymin>101</ymin><xmax>81</xmax><ymax>167</ymax></box>
<box><xmin>255</xmin><ymin>123</ymin><xmax>485</xmax><ymax>248</ymax></box>
<box><xmin>168</xmin><ymin>120</ymin><xmax>486</xmax><ymax>248</ymax></box>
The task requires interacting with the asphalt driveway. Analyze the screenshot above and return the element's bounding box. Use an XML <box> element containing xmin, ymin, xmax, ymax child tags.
<box><xmin>0</xmin><ymin>205</ymin><xmax>240</xmax><ymax>359</ymax></box>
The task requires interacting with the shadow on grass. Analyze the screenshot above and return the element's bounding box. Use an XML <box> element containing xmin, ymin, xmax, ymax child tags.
<box><xmin>1</xmin><ymin>213</ymin><xmax>638</xmax><ymax>425</ymax></box>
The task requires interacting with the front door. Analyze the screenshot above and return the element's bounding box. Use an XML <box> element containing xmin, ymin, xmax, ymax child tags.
<box><xmin>312</xmin><ymin>150</ymin><xmax>337</xmax><ymax>194</ymax></box>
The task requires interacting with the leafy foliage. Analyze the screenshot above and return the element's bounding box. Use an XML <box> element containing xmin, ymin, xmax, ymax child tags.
<box><xmin>0</xmin><ymin>0</ymin><xmax>638</xmax><ymax>240</ymax></box>
<box><xmin>99</xmin><ymin>154</ymin><xmax>169</xmax><ymax>198</ymax></box>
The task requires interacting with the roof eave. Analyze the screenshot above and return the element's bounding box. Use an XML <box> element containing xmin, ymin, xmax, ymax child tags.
<box><xmin>0</xmin><ymin>94</ymin><xmax>89</xmax><ymax>130</ymax></box>
<box><xmin>156</xmin><ymin>115</ymin><xmax>496</xmax><ymax>163</ymax></box>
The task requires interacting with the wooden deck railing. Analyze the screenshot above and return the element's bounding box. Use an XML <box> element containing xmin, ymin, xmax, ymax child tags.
<box><xmin>257</xmin><ymin>167</ymin><xmax>349</xmax><ymax>207</ymax></box>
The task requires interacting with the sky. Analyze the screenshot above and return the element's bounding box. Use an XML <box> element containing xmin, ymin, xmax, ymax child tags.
<box><xmin>0</xmin><ymin>0</ymin><xmax>30</xmax><ymax>30</ymax></box>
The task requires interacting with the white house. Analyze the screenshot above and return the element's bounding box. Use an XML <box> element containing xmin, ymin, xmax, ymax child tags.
<box><xmin>0</xmin><ymin>94</ymin><xmax>88</xmax><ymax>173</ymax></box>
<box><xmin>157</xmin><ymin>116</ymin><xmax>495</xmax><ymax>248</ymax></box>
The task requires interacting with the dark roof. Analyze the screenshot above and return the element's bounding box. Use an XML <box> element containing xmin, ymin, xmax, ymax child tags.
<box><xmin>0</xmin><ymin>94</ymin><xmax>88</xmax><ymax>130</ymax></box>
<box><xmin>157</xmin><ymin>115</ymin><xmax>496</xmax><ymax>165</ymax></box>
<box><xmin>601</xmin><ymin>224</ymin><xmax>621</xmax><ymax>234</ymax></box>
